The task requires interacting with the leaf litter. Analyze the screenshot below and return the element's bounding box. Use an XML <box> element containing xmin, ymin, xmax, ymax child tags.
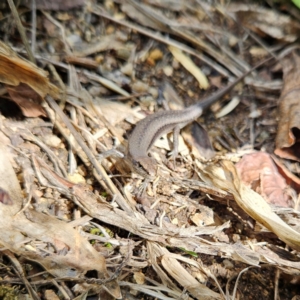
<box><xmin>0</xmin><ymin>0</ymin><xmax>300</xmax><ymax>299</ymax></box>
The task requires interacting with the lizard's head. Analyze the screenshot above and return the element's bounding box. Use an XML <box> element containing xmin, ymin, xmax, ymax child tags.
<box><xmin>131</xmin><ymin>156</ymin><xmax>157</xmax><ymax>177</ymax></box>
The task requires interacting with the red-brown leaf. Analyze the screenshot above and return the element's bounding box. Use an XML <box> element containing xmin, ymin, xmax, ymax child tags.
<box><xmin>6</xmin><ymin>83</ymin><xmax>47</xmax><ymax>118</ymax></box>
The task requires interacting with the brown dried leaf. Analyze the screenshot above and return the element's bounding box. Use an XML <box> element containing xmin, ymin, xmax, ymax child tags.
<box><xmin>148</xmin><ymin>242</ymin><xmax>221</xmax><ymax>299</ymax></box>
<box><xmin>228</xmin><ymin>4</ymin><xmax>300</xmax><ymax>42</ymax></box>
<box><xmin>236</xmin><ymin>152</ymin><xmax>293</xmax><ymax>207</ymax></box>
<box><xmin>0</xmin><ymin>145</ymin><xmax>120</xmax><ymax>298</ymax></box>
<box><xmin>271</xmin><ymin>155</ymin><xmax>300</xmax><ymax>193</ymax></box>
<box><xmin>0</xmin><ymin>41</ymin><xmax>60</xmax><ymax>99</ymax></box>
<box><xmin>201</xmin><ymin>160</ymin><xmax>300</xmax><ymax>251</ymax></box>
<box><xmin>94</xmin><ymin>98</ymin><xmax>137</xmax><ymax>126</ymax></box>
<box><xmin>121</xmin><ymin>0</ymin><xmax>169</xmax><ymax>32</ymax></box>
<box><xmin>275</xmin><ymin>52</ymin><xmax>300</xmax><ymax>161</ymax></box>
<box><xmin>6</xmin><ymin>83</ymin><xmax>47</xmax><ymax>117</ymax></box>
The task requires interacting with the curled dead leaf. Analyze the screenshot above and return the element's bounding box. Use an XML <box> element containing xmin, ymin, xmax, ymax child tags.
<box><xmin>169</xmin><ymin>45</ymin><xmax>209</xmax><ymax>89</ymax></box>
<box><xmin>236</xmin><ymin>152</ymin><xmax>293</xmax><ymax>207</ymax></box>
<box><xmin>0</xmin><ymin>145</ymin><xmax>121</xmax><ymax>298</ymax></box>
<box><xmin>201</xmin><ymin>160</ymin><xmax>300</xmax><ymax>251</ymax></box>
<box><xmin>275</xmin><ymin>52</ymin><xmax>300</xmax><ymax>161</ymax></box>
<box><xmin>0</xmin><ymin>41</ymin><xmax>60</xmax><ymax>99</ymax></box>
<box><xmin>6</xmin><ymin>83</ymin><xmax>47</xmax><ymax>117</ymax></box>
<box><xmin>228</xmin><ymin>4</ymin><xmax>300</xmax><ymax>42</ymax></box>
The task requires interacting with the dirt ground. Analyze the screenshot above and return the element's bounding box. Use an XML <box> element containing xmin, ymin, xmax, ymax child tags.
<box><xmin>0</xmin><ymin>0</ymin><xmax>300</xmax><ymax>299</ymax></box>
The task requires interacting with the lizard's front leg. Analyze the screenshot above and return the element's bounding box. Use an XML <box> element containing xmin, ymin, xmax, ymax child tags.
<box><xmin>168</xmin><ymin>124</ymin><xmax>181</xmax><ymax>169</ymax></box>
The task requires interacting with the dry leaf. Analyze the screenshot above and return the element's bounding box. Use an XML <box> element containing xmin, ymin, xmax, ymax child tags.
<box><xmin>215</xmin><ymin>96</ymin><xmax>240</xmax><ymax>118</ymax></box>
<box><xmin>0</xmin><ymin>41</ymin><xmax>60</xmax><ymax>99</ymax></box>
<box><xmin>201</xmin><ymin>160</ymin><xmax>300</xmax><ymax>251</ymax></box>
<box><xmin>148</xmin><ymin>242</ymin><xmax>221</xmax><ymax>299</ymax></box>
<box><xmin>94</xmin><ymin>97</ymin><xmax>138</xmax><ymax>126</ymax></box>
<box><xmin>121</xmin><ymin>1</ymin><xmax>169</xmax><ymax>32</ymax></box>
<box><xmin>0</xmin><ymin>145</ymin><xmax>120</xmax><ymax>298</ymax></box>
<box><xmin>236</xmin><ymin>152</ymin><xmax>293</xmax><ymax>207</ymax></box>
<box><xmin>7</xmin><ymin>83</ymin><xmax>47</xmax><ymax>117</ymax></box>
<box><xmin>160</xmin><ymin>251</ymin><xmax>221</xmax><ymax>299</ymax></box>
<box><xmin>169</xmin><ymin>45</ymin><xmax>209</xmax><ymax>89</ymax></box>
<box><xmin>228</xmin><ymin>4</ymin><xmax>300</xmax><ymax>42</ymax></box>
<box><xmin>162</xmin><ymin>255</ymin><xmax>221</xmax><ymax>299</ymax></box>
<box><xmin>275</xmin><ymin>52</ymin><xmax>300</xmax><ymax>161</ymax></box>
<box><xmin>271</xmin><ymin>155</ymin><xmax>300</xmax><ymax>193</ymax></box>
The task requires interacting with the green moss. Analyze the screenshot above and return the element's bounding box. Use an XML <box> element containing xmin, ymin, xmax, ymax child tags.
<box><xmin>0</xmin><ymin>285</ymin><xmax>19</xmax><ymax>300</ymax></box>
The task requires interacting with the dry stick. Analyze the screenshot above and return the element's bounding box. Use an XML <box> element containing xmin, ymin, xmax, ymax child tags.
<box><xmin>75</xmin><ymin>109</ymin><xmax>96</xmax><ymax>155</ymax></box>
<box><xmin>41</xmin><ymin>10</ymin><xmax>72</xmax><ymax>55</ymax></box>
<box><xmin>31</xmin><ymin>0</ymin><xmax>36</xmax><ymax>54</ymax></box>
<box><xmin>7</xmin><ymin>0</ymin><xmax>36</xmax><ymax>64</ymax></box>
<box><xmin>51</xmin><ymin>279</ymin><xmax>72</xmax><ymax>299</ymax></box>
<box><xmin>20</xmin><ymin>131</ymin><xmax>67</xmax><ymax>177</ymax></box>
<box><xmin>41</xmin><ymin>11</ymin><xmax>71</xmax><ymax>109</ymax></box>
<box><xmin>44</xmin><ymin>105</ymin><xmax>90</xmax><ymax>166</ymax></box>
<box><xmin>220</xmin><ymin>7</ymin><xmax>279</xmax><ymax>60</ymax></box>
<box><xmin>92</xmin><ymin>8</ymin><xmax>231</xmax><ymax>77</ymax></box>
<box><xmin>60</xmin><ymin>281</ymin><xmax>74</xmax><ymax>299</ymax></box>
<box><xmin>45</xmin><ymin>96</ymin><xmax>133</xmax><ymax>214</ymax></box>
<box><xmin>79</xmin><ymin>89</ymin><xmax>125</xmax><ymax>144</ymax></box>
<box><xmin>47</xmin><ymin>63</ymin><xmax>67</xmax><ymax>110</ymax></box>
<box><xmin>125</xmin><ymin>0</ymin><xmax>239</xmax><ymax>73</ymax></box>
<box><xmin>43</xmin><ymin>104</ymin><xmax>110</xmax><ymax>196</ymax></box>
<box><xmin>3</xmin><ymin>250</ymin><xmax>40</xmax><ymax>300</ymax></box>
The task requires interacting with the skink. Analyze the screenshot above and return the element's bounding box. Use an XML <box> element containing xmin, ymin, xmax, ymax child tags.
<box><xmin>127</xmin><ymin>58</ymin><xmax>271</xmax><ymax>175</ymax></box>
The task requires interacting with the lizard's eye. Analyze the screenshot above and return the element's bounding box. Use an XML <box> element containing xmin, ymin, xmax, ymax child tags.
<box><xmin>132</xmin><ymin>159</ymin><xmax>142</xmax><ymax>168</ymax></box>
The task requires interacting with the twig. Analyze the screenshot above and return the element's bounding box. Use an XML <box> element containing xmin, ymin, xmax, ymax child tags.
<box><xmin>91</xmin><ymin>6</ymin><xmax>231</xmax><ymax>77</ymax></box>
<box><xmin>31</xmin><ymin>0</ymin><xmax>36</xmax><ymax>54</ymax></box>
<box><xmin>45</xmin><ymin>95</ymin><xmax>134</xmax><ymax>214</ymax></box>
<box><xmin>7</xmin><ymin>0</ymin><xmax>36</xmax><ymax>64</ymax></box>
<box><xmin>3</xmin><ymin>250</ymin><xmax>40</xmax><ymax>300</ymax></box>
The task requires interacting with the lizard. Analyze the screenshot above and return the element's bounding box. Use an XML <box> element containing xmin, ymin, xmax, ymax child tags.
<box><xmin>127</xmin><ymin>58</ymin><xmax>272</xmax><ymax>176</ymax></box>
